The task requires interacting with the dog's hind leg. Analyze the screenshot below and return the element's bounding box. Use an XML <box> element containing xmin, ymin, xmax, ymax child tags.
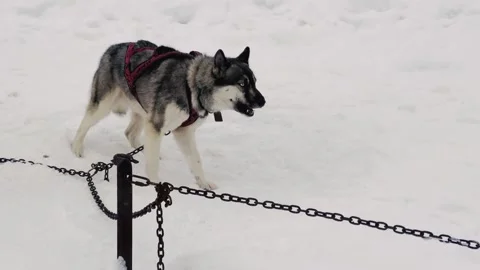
<box><xmin>172</xmin><ymin>127</ymin><xmax>217</xmax><ymax>190</ymax></box>
<box><xmin>71</xmin><ymin>93</ymin><xmax>116</xmax><ymax>157</ymax></box>
<box><xmin>125</xmin><ymin>112</ymin><xmax>143</xmax><ymax>149</ymax></box>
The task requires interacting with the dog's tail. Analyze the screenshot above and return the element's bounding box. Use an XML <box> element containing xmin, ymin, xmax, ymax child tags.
<box><xmin>87</xmin><ymin>67</ymin><xmax>128</xmax><ymax>116</ymax></box>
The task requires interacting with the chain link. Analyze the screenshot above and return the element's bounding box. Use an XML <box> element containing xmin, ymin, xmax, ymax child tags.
<box><xmin>169</xmin><ymin>185</ymin><xmax>480</xmax><ymax>250</ymax></box>
<box><xmin>0</xmin><ymin>157</ymin><xmax>92</xmax><ymax>178</ymax></box>
<box><xmin>155</xmin><ymin>183</ymin><xmax>173</xmax><ymax>270</ymax></box>
<box><xmin>127</xmin><ymin>145</ymin><xmax>144</xmax><ymax>157</ymax></box>
<box><xmin>156</xmin><ymin>202</ymin><xmax>165</xmax><ymax>270</ymax></box>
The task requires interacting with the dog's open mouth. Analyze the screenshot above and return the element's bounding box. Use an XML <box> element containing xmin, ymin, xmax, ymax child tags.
<box><xmin>234</xmin><ymin>102</ymin><xmax>255</xmax><ymax>117</ymax></box>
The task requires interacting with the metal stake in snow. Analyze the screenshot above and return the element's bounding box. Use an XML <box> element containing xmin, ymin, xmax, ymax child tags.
<box><xmin>114</xmin><ymin>154</ymin><xmax>134</xmax><ymax>270</ymax></box>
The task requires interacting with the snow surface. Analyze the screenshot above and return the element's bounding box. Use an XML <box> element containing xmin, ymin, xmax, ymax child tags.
<box><xmin>1</xmin><ymin>0</ymin><xmax>480</xmax><ymax>269</ymax></box>
<box><xmin>116</xmin><ymin>257</ymin><xmax>127</xmax><ymax>270</ymax></box>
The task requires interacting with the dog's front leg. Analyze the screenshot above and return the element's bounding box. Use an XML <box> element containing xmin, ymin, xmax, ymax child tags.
<box><xmin>173</xmin><ymin>127</ymin><xmax>217</xmax><ymax>190</ymax></box>
<box><xmin>144</xmin><ymin>121</ymin><xmax>163</xmax><ymax>183</ymax></box>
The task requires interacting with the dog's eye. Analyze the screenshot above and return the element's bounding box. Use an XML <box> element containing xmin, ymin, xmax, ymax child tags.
<box><xmin>238</xmin><ymin>80</ymin><xmax>248</xmax><ymax>87</ymax></box>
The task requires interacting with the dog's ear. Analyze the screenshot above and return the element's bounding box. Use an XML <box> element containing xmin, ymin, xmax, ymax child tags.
<box><xmin>236</xmin><ymin>46</ymin><xmax>250</xmax><ymax>64</ymax></box>
<box><xmin>214</xmin><ymin>49</ymin><xmax>228</xmax><ymax>71</ymax></box>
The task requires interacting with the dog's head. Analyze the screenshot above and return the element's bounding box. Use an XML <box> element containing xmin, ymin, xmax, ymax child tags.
<box><xmin>207</xmin><ymin>47</ymin><xmax>266</xmax><ymax>117</ymax></box>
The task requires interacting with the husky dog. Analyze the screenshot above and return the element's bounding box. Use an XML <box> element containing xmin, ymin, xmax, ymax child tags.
<box><xmin>70</xmin><ymin>40</ymin><xmax>266</xmax><ymax>190</ymax></box>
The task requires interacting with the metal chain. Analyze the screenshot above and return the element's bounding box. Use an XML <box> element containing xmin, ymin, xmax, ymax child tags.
<box><xmin>0</xmin><ymin>157</ymin><xmax>92</xmax><ymax>178</ymax></box>
<box><xmin>127</xmin><ymin>145</ymin><xmax>144</xmax><ymax>157</ymax></box>
<box><xmin>168</xmin><ymin>185</ymin><xmax>480</xmax><ymax>250</ymax></box>
<box><xmin>155</xmin><ymin>183</ymin><xmax>173</xmax><ymax>270</ymax></box>
<box><xmin>0</xmin><ymin>156</ymin><xmax>157</xmax><ymax>220</ymax></box>
<box><xmin>156</xmin><ymin>200</ymin><xmax>165</xmax><ymax>270</ymax></box>
<box><xmin>3</xmin><ymin>152</ymin><xmax>480</xmax><ymax>253</ymax></box>
<box><xmin>72</xmin><ymin>161</ymin><xmax>160</xmax><ymax>220</ymax></box>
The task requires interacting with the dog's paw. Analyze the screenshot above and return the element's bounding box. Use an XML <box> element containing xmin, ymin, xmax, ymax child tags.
<box><xmin>196</xmin><ymin>180</ymin><xmax>218</xmax><ymax>190</ymax></box>
<box><xmin>71</xmin><ymin>142</ymin><xmax>84</xmax><ymax>158</ymax></box>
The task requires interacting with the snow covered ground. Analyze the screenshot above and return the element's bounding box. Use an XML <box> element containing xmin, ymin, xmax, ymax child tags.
<box><xmin>1</xmin><ymin>0</ymin><xmax>480</xmax><ymax>269</ymax></box>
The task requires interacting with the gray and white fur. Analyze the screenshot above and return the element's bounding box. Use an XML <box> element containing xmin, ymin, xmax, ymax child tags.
<box><xmin>71</xmin><ymin>40</ymin><xmax>266</xmax><ymax>190</ymax></box>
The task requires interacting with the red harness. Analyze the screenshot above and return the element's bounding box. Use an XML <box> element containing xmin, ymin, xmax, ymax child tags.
<box><xmin>123</xmin><ymin>42</ymin><xmax>202</xmax><ymax>128</ymax></box>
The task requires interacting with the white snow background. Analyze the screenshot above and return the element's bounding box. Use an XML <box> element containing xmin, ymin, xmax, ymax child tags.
<box><xmin>1</xmin><ymin>0</ymin><xmax>480</xmax><ymax>269</ymax></box>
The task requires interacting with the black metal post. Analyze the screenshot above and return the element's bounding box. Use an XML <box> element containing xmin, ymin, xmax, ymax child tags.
<box><xmin>116</xmin><ymin>155</ymin><xmax>133</xmax><ymax>270</ymax></box>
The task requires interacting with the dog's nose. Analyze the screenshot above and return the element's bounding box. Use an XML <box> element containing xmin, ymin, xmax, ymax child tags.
<box><xmin>256</xmin><ymin>94</ymin><xmax>266</xmax><ymax>108</ymax></box>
